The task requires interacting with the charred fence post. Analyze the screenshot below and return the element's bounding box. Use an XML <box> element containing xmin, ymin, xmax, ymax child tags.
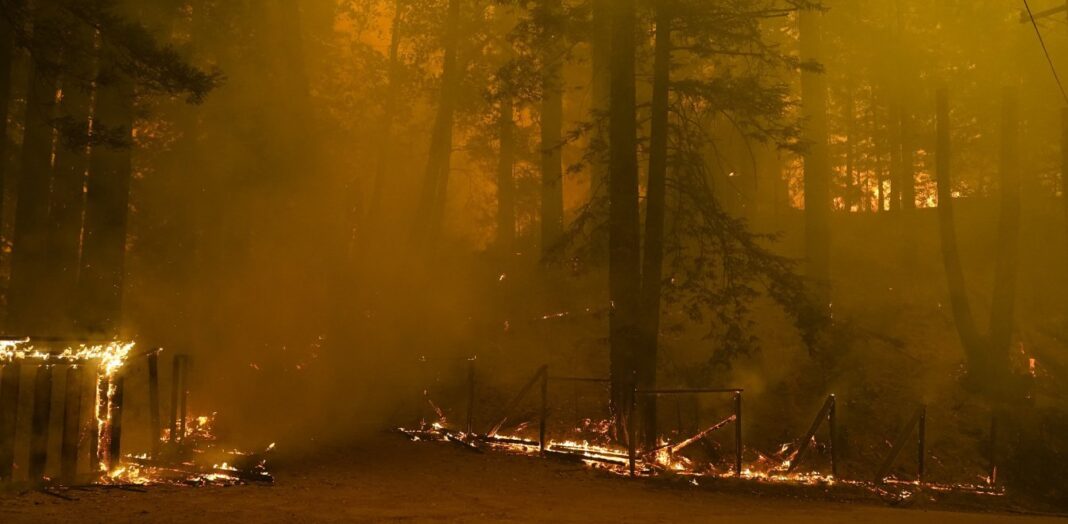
<box><xmin>988</xmin><ymin>411</ymin><xmax>998</xmax><ymax>485</ymax></box>
<box><xmin>60</xmin><ymin>365</ymin><xmax>83</xmax><ymax>483</ymax></box>
<box><xmin>874</xmin><ymin>404</ymin><xmax>925</xmax><ymax>484</ymax></box>
<box><xmin>147</xmin><ymin>349</ymin><xmax>162</xmax><ymax>457</ymax></box>
<box><xmin>538</xmin><ymin>366</ymin><xmax>548</xmax><ymax>454</ymax></box>
<box><xmin>90</xmin><ymin>370</ymin><xmax>109</xmax><ymax>474</ymax></box>
<box><xmin>917</xmin><ymin>405</ymin><xmax>926</xmax><ymax>485</ymax></box>
<box><xmin>169</xmin><ymin>355</ymin><xmax>180</xmax><ymax>442</ymax></box>
<box><xmin>170</xmin><ymin>354</ymin><xmax>190</xmax><ymax>443</ymax></box>
<box><xmin>627</xmin><ymin>386</ymin><xmax>637</xmax><ymax>477</ymax></box>
<box><xmin>180</xmin><ymin>357</ymin><xmax>191</xmax><ymax>440</ymax></box>
<box><xmin>0</xmin><ymin>362</ymin><xmax>19</xmax><ymax>481</ymax></box>
<box><xmin>787</xmin><ymin>394</ymin><xmax>836</xmax><ymax>475</ymax></box>
<box><xmin>28</xmin><ymin>365</ymin><xmax>53</xmax><ymax>482</ymax></box>
<box><xmin>734</xmin><ymin>391</ymin><xmax>743</xmax><ymax>477</ymax></box>
<box><xmin>107</xmin><ymin>376</ymin><xmax>125</xmax><ymax>471</ymax></box>
<box><xmin>829</xmin><ymin>394</ymin><xmax>838</xmax><ymax>478</ymax></box>
<box><xmin>465</xmin><ymin>358</ymin><xmax>475</xmax><ymax>436</ymax></box>
<box><xmin>486</xmin><ymin>365</ymin><xmax>547</xmax><ymax>436</ymax></box>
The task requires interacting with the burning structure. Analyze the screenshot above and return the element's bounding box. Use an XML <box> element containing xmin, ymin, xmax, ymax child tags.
<box><xmin>0</xmin><ymin>338</ymin><xmax>272</xmax><ymax>491</ymax></box>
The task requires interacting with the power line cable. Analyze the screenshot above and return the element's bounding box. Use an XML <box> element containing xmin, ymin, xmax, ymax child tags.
<box><xmin>1023</xmin><ymin>0</ymin><xmax>1068</xmax><ymax>105</ymax></box>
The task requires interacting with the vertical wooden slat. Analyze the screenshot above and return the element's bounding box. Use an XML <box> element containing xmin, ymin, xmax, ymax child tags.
<box><xmin>29</xmin><ymin>365</ymin><xmax>53</xmax><ymax>482</ymax></box>
<box><xmin>829</xmin><ymin>395</ymin><xmax>838</xmax><ymax>478</ymax></box>
<box><xmin>147</xmin><ymin>350</ymin><xmax>161</xmax><ymax>456</ymax></box>
<box><xmin>106</xmin><ymin>376</ymin><xmax>124</xmax><ymax>471</ymax></box>
<box><xmin>178</xmin><ymin>356</ymin><xmax>190</xmax><ymax>441</ymax></box>
<box><xmin>169</xmin><ymin>355</ymin><xmax>180</xmax><ymax>443</ymax></box>
<box><xmin>89</xmin><ymin>372</ymin><xmax>109</xmax><ymax>475</ymax></box>
<box><xmin>734</xmin><ymin>392</ymin><xmax>743</xmax><ymax>476</ymax></box>
<box><xmin>0</xmin><ymin>362</ymin><xmax>20</xmax><ymax>480</ymax></box>
<box><xmin>60</xmin><ymin>365</ymin><xmax>82</xmax><ymax>483</ymax></box>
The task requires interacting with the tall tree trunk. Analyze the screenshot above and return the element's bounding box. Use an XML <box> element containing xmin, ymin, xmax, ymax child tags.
<box><xmin>42</xmin><ymin>71</ymin><xmax>91</xmax><ymax>335</ymax></box>
<box><xmin>607</xmin><ymin>0</ymin><xmax>641</xmax><ymax>434</ymax></box>
<box><xmin>8</xmin><ymin>3</ymin><xmax>60</xmax><ymax>334</ymax></box>
<box><xmin>934</xmin><ymin>88</ymin><xmax>986</xmax><ymax>383</ymax></box>
<box><xmin>636</xmin><ymin>0</ymin><xmax>671</xmax><ymax>447</ymax></box>
<box><xmin>77</xmin><ymin>72</ymin><xmax>134</xmax><ymax>336</ymax></box>
<box><xmin>412</xmin><ymin>0</ymin><xmax>460</xmax><ymax>243</ymax></box>
<box><xmin>843</xmin><ymin>92</ymin><xmax>855</xmax><ymax>211</ymax></box>
<box><xmin>540</xmin><ymin>0</ymin><xmax>564</xmax><ymax>256</ymax></box>
<box><xmin>497</xmin><ymin>95</ymin><xmax>516</xmax><ymax>253</ymax></box>
<box><xmin>367</xmin><ymin>0</ymin><xmax>404</xmax><ymax>238</ymax></box>
<box><xmin>799</xmin><ymin>7</ymin><xmax>831</xmax><ymax>301</ymax></box>
<box><xmin>0</xmin><ymin>4</ymin><xmax>13</xmax><ymax>271</ymax></box>
<box><xmin>1062</xmin><ymin>108</ymin><xmax>1068</xmax><ymax>288</ymax></box>
<box><xmin>895</xmin><ymin>0</ymin><xmax>916</xmax><ymax>265</ymax></box>
<box><xmin>39</xmin><ymin>24</ymin><xmax>95</xmax><ymax>335</ymax></box>
<box><xmin>900</xmin><ymin>108</ymin><xmax>916</xmax><ymax>263</ymax></box>
<box><xmin>589</xmin><ymin>0</ymin><xmax>610</xmax><ymax>221</ymax></box>
<box><xmin>888</xmin><ymin>101</ymin><xmax>902</xmax><ymax>213</ymax></box>
<box><xmin>988</xmin><ymin>88</ymin><xmax>1019</xmax><ymax>385</ymax></box>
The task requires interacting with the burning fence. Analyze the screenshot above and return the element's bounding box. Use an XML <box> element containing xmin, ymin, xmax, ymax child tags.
<box><xmin>0</xmin><ymin>338</ymin><xmax>272</xmax><ymax>491</ymax></box>
<box><xmin>401</xmin><ymin>360</ymin><xmax>1004</xmax><ymax>502</ymax></box>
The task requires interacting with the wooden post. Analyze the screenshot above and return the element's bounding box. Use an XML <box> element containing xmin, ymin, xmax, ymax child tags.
<box><xmin>60</xmin><ymin>365</ymin><xmax>83</xmax><ymax>483</ymax></box>
<box><xmin>829</xmin><ymin>394</ymin><xmax>838</xmax><ymax>478</ymax></box>
<box><xmin>627</xmin><ymin>388</ymin><xmax>637</xmax><ymax>477</ymax></box>
<box><xmin>734</xmin><ymin>391</ymin><xmax>743</xmax><ymax>476</ymax></box>
<box><xmin>538</xmin><ymin>366</ymin><xmax>548</xmax><ymax>454</ymax></box>
<box><xmin>90</xmin><ymin>372</ymin><xmax>109</xmax><ymax>474</ymax></box>
<box><xmin>178</xmin><ymin>357</ymin><xmax>190</xmax><ymax>441</ymax></box>
<box><xmin>147</xmin><ymin>350</ymin><xmax>161</xmax><ymax>456</ymax></box>
<box><xmin>787</xmin><ymin>394</ymin><xmax>835</xmax><ymax>473</ymax></box>
<box><xmin>988</xmin><ymin>411</ymin><xmax>998</xmax><ymax>485</ymax></box>
<box><xmin>107</xmin><ymin>376</ymin><xmax>125</xmax><ymax>471</ymax></box>
<box><xmin>169</xmin><ymin>355</ymin><xmax>180</xmax><ymax>442</ymax></box>
<box><xmin>465</xmin><ymin>359</ymin><xmax>475</xmax><ymax>435</ymax></box>
<box><xmin>170</xmin><ymin>354</ymin><xmax>190</xmax><ymax>443</ymax></box>
<box><xmin>28</xmin><ymin>365</ymin><xmax>53</xmax><ymax>482</ymax></box>
<box><xmin>917</xmin><ymin>405</ymin><xmax>926</xmax><ymax>484</ymax></box>
<box><xmin>874</xmin><ymin>405</ymin><xmax>924</xmax><ymax>483</ymax></box>
<box><xmin>0</xmin><ymin>362</ymin><xmax>20</xmax><ymax>481</ymax></box>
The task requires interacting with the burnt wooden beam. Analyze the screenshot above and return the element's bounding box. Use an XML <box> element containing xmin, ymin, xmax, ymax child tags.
<box><xmin>178</xmin><ymin>357</ymin><xmax>190</xmax><ymax>440</ymax></box>
<box><xmin>486</xmin><ymin>365</ymin><xmax>547</xmax><ymax>436</ymax></box>
<box><xmin>874</xmin><ymin>405</ymin><xmax>925</xmax><ymax>484</ymax></box>
<box><xmin>0</xmin><ymin>362</ymin><xmax>20</xmax><ymax>481</ymax></box>
<box><xmin>89</xmin><ymin>372</ymin><xmax>109</xmax><ymax>475</ymax></box>
<box><xmin>538</xmin><ymin>367</ymin><xmax>548</xmax><ymax>454</ymax></box>
<box><xmin>169</xmin><ymin>355</ymin><xmax>180</xmax><ymax>442</ymax></box>
<box><xmin>787</xmin><ymin>394</ymin><xmax>835</xmax><ymax>473</ymax></box>
<box><xmin>464</xmin><ymin>360</ymin><xmax>474</xmax><ymax>435</ymax></box>
<box><xmin>169</xmin><ymin>354</ymin><xmax>190</xmax><ymax>443</ymax></box>
<box><xmin>734</xmin><ymin>391</ymin><xmax>743</xmax><ymax>476</ymax></box>
<box><xmin>60</xmin><ymin>366</ymin><xmax>83</xmax><ymax>483</ymax></box>
<box><xmin>829</xmin><ymin>395</ymin><xmax>838</xmax><ymax>478</ymax></box>
<box><xmin>28</xmin><ymin>365</ymin><xmax>53</xmax><ymax>481</ymax></box>
<box><xmin>668</xmin><ymin>414</ymin><xmax>735</xmax><ymax>456</ymax></box>
<box><xmin>147</xmin><ymin>350</ymin><xmax>161</xmax><ymax>456</ymax></box>
<box><xmin>107</xmin><ymin>376</ymin><xmax>125</xmax><ymax>471</ymax></box>
<box><xmin>917</xmin><ymin>406</ymin><xmax>926</xmax><ymax>484</ymax></box>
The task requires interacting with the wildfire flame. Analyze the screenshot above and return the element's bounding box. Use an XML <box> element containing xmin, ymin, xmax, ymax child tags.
<box><xmin>2</xmin><ymin>338</ymin><xmax>273</xmax><ymax>487</ymax></box>
<box><xmin>400</xmin><ymin>416</ymin><xmax>1003</xmax><ymax>502</ymax></box>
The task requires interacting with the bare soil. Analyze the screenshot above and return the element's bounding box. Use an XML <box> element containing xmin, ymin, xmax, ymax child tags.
<box><xmin>0</xmin><ymin>434</ymin><xmax>1063</xmax><ymax>523</ymax></box>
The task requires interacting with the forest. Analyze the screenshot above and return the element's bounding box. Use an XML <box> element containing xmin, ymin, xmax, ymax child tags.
<box><xmin>2</xmin><ymin>0</ymin><xmax>1068</xmax><ymax>521</ymax></box>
